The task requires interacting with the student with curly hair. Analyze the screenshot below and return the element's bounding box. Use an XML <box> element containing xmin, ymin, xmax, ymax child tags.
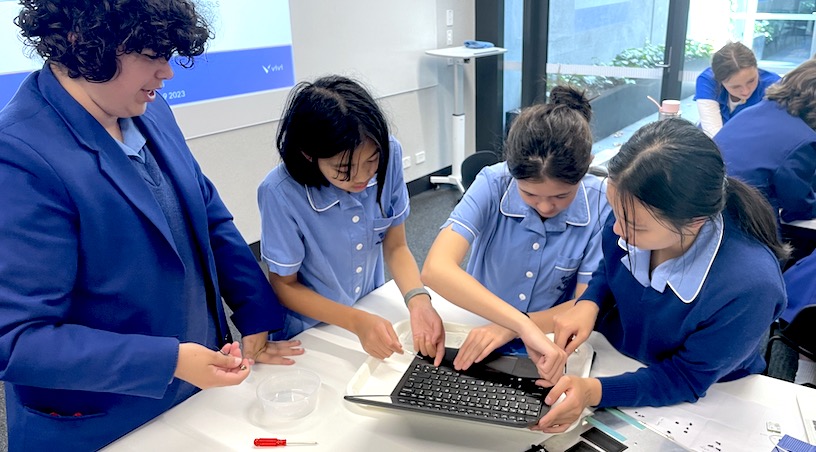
<box><xmin>0</xmin><ymin>1</ymin><xmax>298</xmax><ymax>450</ymax></box>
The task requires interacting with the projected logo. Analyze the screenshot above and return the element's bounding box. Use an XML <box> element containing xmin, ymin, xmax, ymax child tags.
<box><xmin>160</xmin><ymin>46</ymin><xmax>295</xmax><ymax>106</ymax></box>
<box><xmin>0</xmin><ymin>0</ymin><xmax>295</xmax><ymax>109</ymax></box>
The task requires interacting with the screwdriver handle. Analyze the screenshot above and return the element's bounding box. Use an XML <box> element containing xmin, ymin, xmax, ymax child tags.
<box><xmin>254</xmin><ymin>438</ymin><xmax>318</xmax><ymax>447</ymax></box>
<box><xmin>255</xmin><ymin>438</ymin><xmax>285</xmax><ymax>447</ymax></box>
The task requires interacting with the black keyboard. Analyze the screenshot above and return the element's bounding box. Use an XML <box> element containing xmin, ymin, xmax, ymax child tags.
<box><xmin>389</xmin><ymin>348</ymin><xmax>550</xmax><ymax>427</ymax></box>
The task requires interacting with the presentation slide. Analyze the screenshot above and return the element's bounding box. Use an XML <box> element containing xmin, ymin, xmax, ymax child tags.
<box><xmin>0</xmin><ymin>0</ymin><xmax>295</xmax><ymax>115</ymax></box>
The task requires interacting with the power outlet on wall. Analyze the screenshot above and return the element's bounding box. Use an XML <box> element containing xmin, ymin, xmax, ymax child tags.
<box><xmin>446</xmin><ymin>9</ymin><xmax>454</xmax><ymax>27</ymax></box>
<box><xmin>402</xmin><ymin>156</ymin><xmax>411</xmax><ymax>169</ymax></box>
<box><xmin>446</xmin><ymin>29</ymin><xmax>453</xmax><ymax>46</ymax></box>
<box><xmin>415</xmin><ymin>151</ymin><xmax>426</xmax><ymax>164</ymax></box>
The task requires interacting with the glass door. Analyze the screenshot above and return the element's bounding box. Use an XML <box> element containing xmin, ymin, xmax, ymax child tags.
<box><xmin>512</xmin><ymin>0</ymin><xmax>816</xmax><ymax>155</ymax></box>
<box><xmin>503</xmin><ymin>0</ymin><xmax>525</xmax><ymax>136</ymax></box>
<box><xmin>679</xmin><ymin>0</ymin><xmax>815</xmax><ymax>131</ymax></box>
<box><xmin>690</xmin><ymin>0</ymin><xmax>816</xmax><ymax>75</ymax></box>
<box><xmin>543</xmin><ymin>1</ymin><xmax>687</xmax><ymax>155</ymax></box>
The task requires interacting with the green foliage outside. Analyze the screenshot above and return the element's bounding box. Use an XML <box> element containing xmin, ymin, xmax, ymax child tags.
<box><xmin>753</xmin><ymin>20</ymin><xmax>774</xmax><ymax>43</ymax></box>
<box><xmin>547</xmin><ymin>39</ymin><xmax>714</xmax><ymax>98</ymax></box>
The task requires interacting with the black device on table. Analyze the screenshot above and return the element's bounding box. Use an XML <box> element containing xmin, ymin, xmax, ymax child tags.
<box><xmin>344</xmin><ymin>347</ymin><xmax>550</xmax><ymax>428</ymax></box>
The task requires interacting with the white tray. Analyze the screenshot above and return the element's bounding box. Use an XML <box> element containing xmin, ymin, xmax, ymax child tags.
<box><xmin>345</xmin><ymin>320</ymin><xmax>594</xmax><ymax>430</ymax></box>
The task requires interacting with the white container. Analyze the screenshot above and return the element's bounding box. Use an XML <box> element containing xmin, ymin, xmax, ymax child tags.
<box><xmin>256</xmin><ymin>369</ymin><xmax>321</xmax><ymax>420</ymax></box>
<box><xmin>658</xmin><ymin>99</ymin><xmax>681</xmax><ymax>121</ymax></box>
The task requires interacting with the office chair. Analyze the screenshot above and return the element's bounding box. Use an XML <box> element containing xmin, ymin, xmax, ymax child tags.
<box><xmin>765</xmin><ymin>305</ymin><xmax>816</xmax><ymax>376</ymax></box>
<box><xmin>461</xmin><ymin>150</ymin><xmax>501</xmax><ymax>191</ymax></box>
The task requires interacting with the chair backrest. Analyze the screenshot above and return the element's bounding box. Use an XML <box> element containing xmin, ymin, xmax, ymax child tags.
<box><xmin>780</xmin><ymin>304</ymin><xmax>816</xmax><ymax>360</ymax></box>
<box><xmin>461</xmin><ymin>150</ymin><xmax>501</xmax><ymax>191</ymax></box>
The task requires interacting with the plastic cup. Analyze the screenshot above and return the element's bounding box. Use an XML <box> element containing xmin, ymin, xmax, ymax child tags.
<box><xmin>256</xmin><ymin>369</ymin><xmax>321</xmax><ymax>420</ymax></box>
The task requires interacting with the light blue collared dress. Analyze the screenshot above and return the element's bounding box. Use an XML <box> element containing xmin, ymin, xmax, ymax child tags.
<box><xmin>258</xmin><ymin>137</ymin><xmax>410</xmax><ymax>339</ymax></box>
<box><xmin>443</xmin><ymin>162</ymin><xmax>611</xmax><ymax>312</ymax></box>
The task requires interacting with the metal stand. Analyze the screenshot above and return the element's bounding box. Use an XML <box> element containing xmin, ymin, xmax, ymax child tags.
<box><xmin>425</xmin><ymin>46</ymin><xmax>507</xmax><ymax>193</ymax></box>
<box><xmin>430</xmin><ymin>61</ymin><xmax>467</xmax><ymax>192</ymax></box>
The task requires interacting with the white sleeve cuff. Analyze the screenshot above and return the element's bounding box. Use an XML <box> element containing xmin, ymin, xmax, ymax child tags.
<box><xmin>696</xmin><ymin>99</ymin><xmax>723</xmax><ymax>138</ymax></box>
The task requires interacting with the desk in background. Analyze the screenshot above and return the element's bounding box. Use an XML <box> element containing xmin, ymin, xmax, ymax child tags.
<box><xmin>105</xmin><ymin>281</ymin><xmax>813</xmax><ymax>451</ymax></box>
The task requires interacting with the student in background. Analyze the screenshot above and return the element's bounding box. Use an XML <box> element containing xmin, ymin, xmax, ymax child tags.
<box><xmin>781</xmin><ymin>251</ymin><xmax>816</xmax><ymax>386</ymax></box>
<box><xmin>537</xmin><ymin>119</ymin><xmax>787</xmax><ymax>432</ymax></box>
<box><xmin>0</xmin><ymin>1</ymin><xmax>299</xmax><ymax>450</ymax></box>
<box><xmin>258</xmin><ymin>76</ymin><xmax>445</xmax><ymax>364</ymax></box>
<box><xmin>715</xmin><ymin>58</ymin><xmax>816</xmax><ymax>224</ymax></box>
<box><xmin>695</xmin><ymin>42</ymin><xmax>780</xmax><ymax>137</ymax></box>
<box><xmin>421</xmin><ymin>86</ymin><xmax>608</xmax><ymax>383</ymax></box>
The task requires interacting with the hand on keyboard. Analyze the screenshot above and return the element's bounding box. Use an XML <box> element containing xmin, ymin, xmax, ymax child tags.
<box><xmin>408</xmin><ymin>299</ymin><xmax>446</xmax><ymax>367</ymax></box>
<box><xmin>392</xmin><ymin>350</ymin><xmax>551</xmax><ymax>427</ymax></box>
<box><xmin>453</xmin><ymin>323</ymin><xmax>517</xmax><ymax>371</ymax></box>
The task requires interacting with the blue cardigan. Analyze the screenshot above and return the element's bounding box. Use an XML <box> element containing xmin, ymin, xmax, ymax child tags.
<box><xmin>0</xmin><ymin>65</ymin><xmax>285</xmax><ymax>450</ymax></box>
<box><xmin>715</xmin><ymin>99</ymin><xmax>816</xmax><ymax>223</ymax></box>
<box><xmin>582</xmin><ymin>215</ymin><xmax>785</xmax><ymax>408</ymax></box>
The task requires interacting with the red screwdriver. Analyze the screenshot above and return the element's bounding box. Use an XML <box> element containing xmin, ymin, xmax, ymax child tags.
<box><xmin>254</xmin><ymin>438</ymin><xmax>318</xmax><ymax>447</ymax></box>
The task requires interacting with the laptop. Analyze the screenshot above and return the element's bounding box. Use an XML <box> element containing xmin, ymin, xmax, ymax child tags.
<box><xmin>344</xmin><ymin>345</ymin><xmax>551</xmax><ymax>428</ymax></box>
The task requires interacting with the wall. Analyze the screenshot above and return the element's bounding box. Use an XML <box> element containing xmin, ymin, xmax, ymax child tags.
<box><xmin>186</xmin><ymin>1</ymin><xmax>476</xmax><ymax>243</ymax></box>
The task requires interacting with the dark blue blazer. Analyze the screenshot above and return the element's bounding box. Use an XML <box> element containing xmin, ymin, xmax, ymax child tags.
<box><xmin>715</xmin><ymin>99</ymin><xmax>816</xmax><ymax>223</ymax></box>
<box><xmin>0</xmin><ymin>65</ymin><xmax>284</xmax><ymax>450</ymax></box>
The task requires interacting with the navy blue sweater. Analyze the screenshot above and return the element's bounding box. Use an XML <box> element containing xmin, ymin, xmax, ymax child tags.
<box><xmin>582</xmin><ymin>215</ymin><xmax>785</xmax><ymax>408</ymax></box>
<box><xmin>715</xmin><ymin>99</ymin><xmax>816</xmax><ymax>223</ymax></box>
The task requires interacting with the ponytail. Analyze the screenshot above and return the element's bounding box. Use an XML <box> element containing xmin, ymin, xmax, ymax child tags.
<box><xmin>505</xmin><ymin>85</ymin><xmax>593</xmax><ymax>184</ymax></box>
<box><xmin>724</xmin><ymin>177</ymin><xmax>791</xmax><ymax>261</ymax></box>
<box><xmin>611</xmin><ymin>119</ymin><xmax>791</xmax><ymax>262</ymax></box>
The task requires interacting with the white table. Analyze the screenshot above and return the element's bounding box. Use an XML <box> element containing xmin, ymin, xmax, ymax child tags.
<box><xmin>425</xmin><ymin>46</ymin><xmax>507</xmax><ymax>193</ymax></box>
<box><xmin>592</xmin><ymin>146</ymin><xmax>620</xmax><ymax>168</ymax></box>
<box><xmin>783</xmin><ymin>218</ymin><xmax>816</xmax><ymax>231</ymax></box>
<box><xmin>105</xmin><ymin>281</ymin><xmax>814</xmax><ymax>452</ymax></box>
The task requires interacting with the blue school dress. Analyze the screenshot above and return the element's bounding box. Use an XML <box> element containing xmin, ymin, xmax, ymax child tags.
<box><xmin>258</xmin><ymin>137</ymin><xmax>410</xmax><ymax>339</ymax></box>
<box><xmin>444</xmin><ymin>163</ymin><xmax>610</xmax><ymax>311</ymax></box>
